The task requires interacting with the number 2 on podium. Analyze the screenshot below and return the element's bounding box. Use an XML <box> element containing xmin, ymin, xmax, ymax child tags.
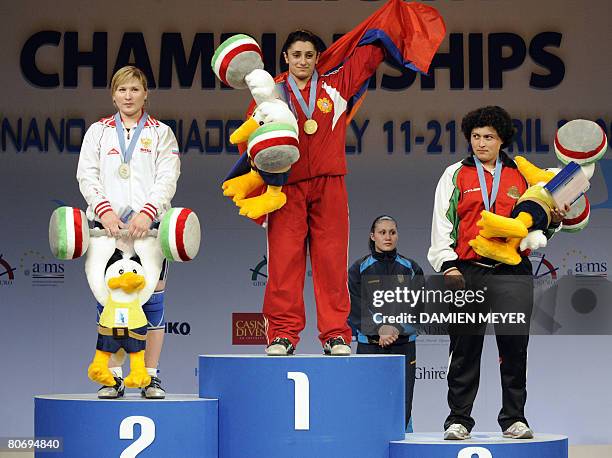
<box><xmin>287</xmin><ymin>372</ymin><xmax>310</xmax><ymax>430</ymax></box>
<box><xmin>119</xmin><ymin>416</ymin><xmax>155</xmax><ymax>458</ymax></box>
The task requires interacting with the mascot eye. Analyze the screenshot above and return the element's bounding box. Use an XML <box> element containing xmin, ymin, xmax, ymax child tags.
<box><xmin>119</xmin><ymin>269</ymin><xmax>124</xmax><ymax>274</ymax></box>
<box><xmin>259</xmin><ymin>121</ymin><xmax>264</xmax><ymax>126</ymax></box>
<box><xmin>132</xmin><ymin>269</ymin><xmax>137</xmax><ymax>274</ymax></box>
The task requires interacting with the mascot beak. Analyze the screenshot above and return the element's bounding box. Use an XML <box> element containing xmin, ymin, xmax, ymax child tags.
<box><xmin>108</xmin><ymin>272</ymin><xmax>146</xmax><ymax>293</ymax></box>
<box><xmin>230</xmin><ymin>117</ymin><xmax>260</xmax><ymax>144</ymax></box>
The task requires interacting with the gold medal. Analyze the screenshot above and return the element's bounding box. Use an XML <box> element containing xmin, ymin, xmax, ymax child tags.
<box><xmin>118</xmin><ymin>163</ymin><xmax>130</xmax><ymax>179</ymax></box>
<box><xmin>304</xmin><ymin>119</ymin><xmax>318</xmax><ymax>135</ymax></box>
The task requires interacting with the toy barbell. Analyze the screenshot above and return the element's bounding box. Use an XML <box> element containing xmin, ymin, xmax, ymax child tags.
<box><xmin>49</xmin><ymin>206</ymin><xmax>201</xmax><ymax>262</ymax></box>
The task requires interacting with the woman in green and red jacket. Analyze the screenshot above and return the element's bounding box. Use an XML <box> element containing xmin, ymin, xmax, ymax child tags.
<box><xmin>428</xmin><ymin>106</ymin><xmax>564</xmax><ymax>441</ymax></box>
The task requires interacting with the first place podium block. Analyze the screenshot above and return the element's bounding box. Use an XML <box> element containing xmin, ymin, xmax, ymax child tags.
<box><xmin>34</xmin><ymin>394</ymin><xmax>218</xmax><ymax>458</ymax></box>
<box><xmin>199</xmin><ymin>354</ymin><xmax>405</xmax><ymax>458</ymax></box>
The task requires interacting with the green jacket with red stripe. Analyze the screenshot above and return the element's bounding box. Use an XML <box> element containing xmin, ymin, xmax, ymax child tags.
<box><xmin>427</xmin><ymin>151</ymin><xmax>529</xmax><ymax>273</ymax></box>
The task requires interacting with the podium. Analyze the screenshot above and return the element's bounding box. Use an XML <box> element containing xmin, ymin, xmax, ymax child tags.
<box><xmin>33</xmin><ymin>356</ymin><xmax>569</xmax><ymax>458</ymax></box>
<box><xmin>34</xmin><ymin>394</ymin><xmax>218</xmax><ymax>457</ymax></box>
<box><xmin>390</xmin><ymin>433</ymin><xmax>568</xmax><ymax>458</ymax></box>
<box><xmin>199</xmin><ymin>354</ymin><xmax>405</xmax><ymax>458</ymax></box>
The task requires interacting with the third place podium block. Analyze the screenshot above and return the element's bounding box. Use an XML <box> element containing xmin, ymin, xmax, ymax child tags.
<box><xmin>199</xmin><ymin>354</ymin><xmax>405</xmax><ymax>458</ymax></box>
<box><xmin>390</xmin><ymin>433</ymin><xmax>568</xmax><ymax>458</ymax></box>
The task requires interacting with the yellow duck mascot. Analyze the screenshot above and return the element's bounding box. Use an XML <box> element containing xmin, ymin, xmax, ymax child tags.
<box><xmin>470</xmin><ymin>119</ymin><xmax>607</xmax><ymax>265</ymax></box>
<box><xmin>212</xmin><ymin>35</ymin><xmax>300</xmax><ymax>221</ymax></box>
<box><xmin>85</xmin><ymin>234</ymin><xmax>165</xmax><ymax>389</ymax></box>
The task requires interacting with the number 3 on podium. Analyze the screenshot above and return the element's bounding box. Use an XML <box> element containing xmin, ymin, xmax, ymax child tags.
<box><xmin>458</xmin><ymin>447</ymin><xmax>493</xmax><ymax>458</ymax></box>
<box><xmin>287</xmin><ymin>372</ymin><xmax>310</xmax><ymax>431</ymax></box>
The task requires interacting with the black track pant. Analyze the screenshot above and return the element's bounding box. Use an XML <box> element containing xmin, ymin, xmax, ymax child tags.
<box><xmin>444</xmin><ymin>260</ymin><xmax>533</xmax><ymax>432</ymax></box>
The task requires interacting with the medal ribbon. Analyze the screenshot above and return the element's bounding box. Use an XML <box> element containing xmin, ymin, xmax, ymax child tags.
<box><xmin>114</xmin><ymin>111</ymin><xmax>148</xmax><ymax>165</ymax></box>
<box><xmin>474</xmin><ymin>156</ymin><xmax>502</xmax><ymax>211</ymax></box>
<box><xmin>276</xmin><ymin>82</ymin><xmax>297</xmax><ymax>118</ymax></box>
<box><xmin>286</xmin><ymin>70</ymin><xmax>318</xmax><ymax>120</ymax></box>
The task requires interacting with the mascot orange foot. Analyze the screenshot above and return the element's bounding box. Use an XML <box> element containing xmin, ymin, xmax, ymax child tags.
<box><xmin>222</xmin><ymin>169</ymin><xmax>288</xmax><ymax>219</ymax></box>
<box><xmin>222</xmin><ymin>169</ymin><xmax>265</xmax><ymax>203</ymax></box>
<box><xmin>124</xmin><ymin>351</ymin><xmax>150</xmax><ymax>388</ymax></box>
<box><xmin>87</xmin><ymin>350</ymin><xmax>115</xmax><ymax>386</ymax></box>
<box><xmin>237</xmin><ymin>185</ymin><xmax>287</xmax><ymax>219</ymax></box>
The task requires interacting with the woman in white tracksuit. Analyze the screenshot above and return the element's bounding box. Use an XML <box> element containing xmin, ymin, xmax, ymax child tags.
<box><xmin>77</xmin><ymin>65</ymin><xmax>180</xmax><ymax>399</ymax></box>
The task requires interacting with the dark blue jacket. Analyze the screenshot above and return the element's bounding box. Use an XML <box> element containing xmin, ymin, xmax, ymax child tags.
<box><xmin>348</xmin><ymin>249</ymin><xmax>424</xmax><ymax>344</ymax></box>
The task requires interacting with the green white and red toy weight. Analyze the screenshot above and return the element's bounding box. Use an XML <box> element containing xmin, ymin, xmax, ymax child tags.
<box><xmin>158</xmin><ymin>207</ymin><xmax>201</xmax><ymax>262</ymax></box>
<box><xmin>554</xmin><ymin>119</ymin><xmax>607</xmax><ymax>231</ymax></box>
<box><xmin>49</xmin><ymin>207</ymin><xmax>201</xmax><ymax>262</ymax></box>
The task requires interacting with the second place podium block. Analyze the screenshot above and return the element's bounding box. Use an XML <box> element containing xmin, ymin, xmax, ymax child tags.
<box><xmin>34</xmin><ymin>394</ymin><xmax>218</xmax><ymax>457</ymax></box>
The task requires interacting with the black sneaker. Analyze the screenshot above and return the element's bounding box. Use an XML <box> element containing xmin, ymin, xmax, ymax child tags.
<box><xmin>266</xmin><ymin>337</ymin><xmax>295</xmax><ymax>356</ymax></box>
<box><xmin>323</xmin><ymin>336</ymin><xmax>351</xmax><ymax>356</ymax></box>
<box><xmin>97</xmin><ymin>377</ymin><xmax>125</xmax><ymax>399</ymax></box>
<box><xmin>141</xmin><ymin>376</ymin><xmax>166</xmax><ymax>399</ymax></box>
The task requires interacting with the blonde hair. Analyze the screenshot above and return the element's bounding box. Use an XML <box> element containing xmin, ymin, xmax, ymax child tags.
<box><xmin>110</xmin><ymin>66</ymin><xmax>148</xmax><ymax>94</ymax></box>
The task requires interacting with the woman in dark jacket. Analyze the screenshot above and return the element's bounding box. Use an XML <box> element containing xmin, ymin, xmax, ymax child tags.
<box><xmin>348</xmin><ymin>215</ymin><xmax>424</xmax><ymax>433</ymax></box>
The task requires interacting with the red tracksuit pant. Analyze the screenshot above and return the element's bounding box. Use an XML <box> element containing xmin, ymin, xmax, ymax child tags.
<box><xmin>263</xmin><ymin>175</ymin><xmax>352</xmax><ymax>347</ymax></box>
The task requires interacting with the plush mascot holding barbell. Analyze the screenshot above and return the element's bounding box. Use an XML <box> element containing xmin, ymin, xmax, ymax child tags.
<box><xmin>469</xmin><ymin>119</ymin><xmax>607</xmax><ymax>265</ymax></box>
<box><xmin>213</xmin><ymin>34</ymin><xmax>300</xmax><ymax>221</ymax></box>
<box><xmin>49</xmin><ymin>206</ymin><xmax>200</xmax><ymax>394</ymax></box>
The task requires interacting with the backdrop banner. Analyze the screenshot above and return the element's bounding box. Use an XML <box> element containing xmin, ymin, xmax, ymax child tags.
<box><xmin>0</xmin><ymin>0</ymin><xmax>610</xmax><ymax>445</ymax></box>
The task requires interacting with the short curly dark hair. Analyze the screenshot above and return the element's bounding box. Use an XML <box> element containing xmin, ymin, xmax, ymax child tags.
<box><xmin>461</xmin><ymin>106</ymin><xmax>516</xmax><ymax>149</ymax></box>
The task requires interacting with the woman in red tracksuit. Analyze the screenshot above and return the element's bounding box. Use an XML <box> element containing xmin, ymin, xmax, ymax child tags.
<box><xmin>264</xmin><ymin>30</ymin><xmax>385</xmax><ymax>356</ymax></box>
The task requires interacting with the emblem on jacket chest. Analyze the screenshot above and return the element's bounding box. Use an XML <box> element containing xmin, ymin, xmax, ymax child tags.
<box><xmin>507</xmin><ymin>186</ymin><xmax>521</xmax><ymax>199</ymax></box>
<box><xmin>317</xmin><ymin>97</ymin><xmax>333</xmax><ymax>114</ymax></box>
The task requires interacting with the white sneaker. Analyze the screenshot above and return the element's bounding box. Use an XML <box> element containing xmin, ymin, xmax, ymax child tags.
<box><xmin>503</xmin><ymin>421</ymin><xmax>534</xmax><ymax>439</ymax></box>
<box><xmin>97</xmin><ymin>377</ymin><xmax>125</xmax><ymax>399</ymax></box>
<box><xmin>323</xmin><ymin>336</ymin><xmax>351</xmax><ymax>356</ymax></box>
<box><xmin>265</xmin><ymin>337</ymin><xmax>295</xmax><ymax>356</ymax></box>
<box><xmin>141</xmin><ymin>376</ymin><xmax>166</xmax><ymax>399</ymax></box>
<box><xmin>444</xmin><ymin>423</ymin><xmax>471</xmax><ymax>440</ymax></box>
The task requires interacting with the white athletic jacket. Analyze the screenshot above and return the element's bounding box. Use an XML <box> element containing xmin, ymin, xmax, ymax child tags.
<box><xmin>77</xmin><ymin>114</ymin><xmax>180</xmax><ymax>223</ymax></box>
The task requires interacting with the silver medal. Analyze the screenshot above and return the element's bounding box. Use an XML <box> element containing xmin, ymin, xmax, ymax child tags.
<box><xmin>119</xmin><ymin>163</ymin><xmax>130</xmax><ymax>179</ymax></box>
